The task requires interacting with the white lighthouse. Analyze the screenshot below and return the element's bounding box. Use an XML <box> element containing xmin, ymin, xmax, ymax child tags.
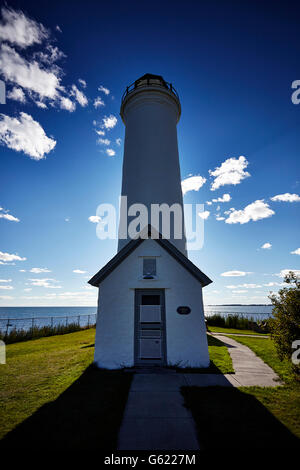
<box><xmin>118</xmin><ymin>74</ymin><xmax>186</xmax><ymax>255</ymax></box>
<box><xmin>89</xmin><ymin>74</ymin><xmax>212</xmax><ymax>369</ymax></box>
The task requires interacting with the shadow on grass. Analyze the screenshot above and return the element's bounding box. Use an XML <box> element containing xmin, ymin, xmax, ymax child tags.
<box><xmin>181</xmin><ymin>386</ymin><xmax>299</xmax><ymax>449</ymax></box>
<box><xmin>0</xmin><ymin>365</ymin><xmax>133</xmax><ymax>450</ymax></box>
<box><xmin>207</xmin><ymin>334</ymin><xmax>228</xmax><ymax>347</ymax></box>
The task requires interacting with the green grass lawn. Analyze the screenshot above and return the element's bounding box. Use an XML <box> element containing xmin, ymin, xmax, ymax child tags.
<box><xmin>0</xmin><ymin>328</ymin><xmax>233</xmax><ymax>447</ymax></box>
<box><xmin>0</xmin><ymin>328</ymin><xmax>132</xmax><ymax>449</ymax></box>
<box><xmin>227</xmin><ymin>335</ymin><xmax>294</xmax><ymax>383</ymax></box>
<box><xmin>208</xmin><ymin>326</ymin><xmax>269</xmax><ymax>336</ymax></box>
<box><xmin>181</xmin><ymin>335</ymin><xmax>300</xmax><ymax>449</ymax></box>
<box><xmin>207</xmin><ymin>334</ymin><xmax>234</xmax><ymax>373</ymax></box>
<box><xmin>227</xmin><ymin>335</ymin><xmax>300</xmax><ymax>439</ymax></box>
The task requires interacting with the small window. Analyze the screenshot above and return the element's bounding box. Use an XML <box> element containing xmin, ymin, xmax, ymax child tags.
<box><xmin>143</xmin><ymin>258</ymin><xmax>156</xmax><ymax>278</ymax></box>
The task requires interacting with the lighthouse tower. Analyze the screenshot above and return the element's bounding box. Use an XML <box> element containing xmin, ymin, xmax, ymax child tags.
<box><xmin>118</xmin><ymin>74</ymin><xmax>186</xmax><ymax>255</ymax></box>
<box><xmin>89</xmin><ymin>74</ymin><xmax>212</xmax><ymax>370</ymax></box>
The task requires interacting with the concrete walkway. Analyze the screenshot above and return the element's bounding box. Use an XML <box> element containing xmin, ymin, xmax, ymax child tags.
<box><xmin>117</xmin><ymin>335</ymin><xmax>281</xmax><ymax>450</ymax></box>
<box><xmin>210</xmin><ymin>331</ymin><xmax>269</xmax><ymax>338</ymax></box>
<box><xmin>213</xmin><ymin>334</ymin><xmax>282</xmax><ymax>387</ymax></box>
<box><xmin>117</xmin><ymin>373</ymin><xmax>200</xmax><ymax>450</ymax></box>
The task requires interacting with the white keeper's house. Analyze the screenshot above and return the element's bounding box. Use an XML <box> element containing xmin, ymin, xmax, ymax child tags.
<box><xmin>89</xmin><ymin>74</ymin><xmax>212</xmax><ymax>369</ymax></box>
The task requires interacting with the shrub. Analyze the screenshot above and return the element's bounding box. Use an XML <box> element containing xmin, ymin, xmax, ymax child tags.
<box><xmin>269</xmin><ymin>271</ymin><xmax>300</xmax><ymax>377</ymax></box>
<box><xmin>205</xmin><ymin>314</ymin><xmax>271</xmax><ymax>332</ymax></box>
<box><xmin>0</xmin><ymin>322</ymin><xmax>96</xmax><ymax>344</ymax></box>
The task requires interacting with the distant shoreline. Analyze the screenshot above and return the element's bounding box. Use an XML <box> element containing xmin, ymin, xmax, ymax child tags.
<box><xmin>0</xmin><ymin>304</ymin><xmax>272</xmax><ymax>308</ymax></box>
<box><xmin>206</xmin><ymin>304</ymin><xmax>272</xmax><ymax>307</ymax></box>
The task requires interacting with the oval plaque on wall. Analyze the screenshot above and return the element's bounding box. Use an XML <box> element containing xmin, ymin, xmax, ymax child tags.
<box><xmin>177</xmin><ymin>306</ymin><xmax>191</xmax><ymax>315</ymax></box>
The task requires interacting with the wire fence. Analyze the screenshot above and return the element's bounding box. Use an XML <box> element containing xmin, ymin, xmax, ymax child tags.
<box><xmin>0</xmin><ymin>310</ymin><xmax>272</xmax><ymax>335</ymax></box>
<box><xmin>204</xmin><ymin>310</ymin><xmax>273</xmax><ymax>320</ymax></box>
<box><xmin>0</xmin><ymin>314</ymin><xmax>97</xmax><ymax>335</ymax></box>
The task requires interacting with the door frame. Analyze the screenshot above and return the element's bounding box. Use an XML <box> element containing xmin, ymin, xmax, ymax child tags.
<box><xmin>134</xmin><ymin>288</ymin><xmax>167</xmax><ymax>366</ymax></box>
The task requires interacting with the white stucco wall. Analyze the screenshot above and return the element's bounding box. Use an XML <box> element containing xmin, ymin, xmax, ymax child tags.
<box><xmin>94</xmin><ymin>239</ymin><xmax>209</xmax><ymax>369</ymax></box>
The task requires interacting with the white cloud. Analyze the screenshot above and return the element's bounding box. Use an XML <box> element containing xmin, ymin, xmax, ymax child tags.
<box><xmin>73</xmin><ymin>269</ymin><xmax>87</xmax><ymax>274</ymax></box>
<box><xmin>70</xmin><ymin>84</ymin><xmax>88</xmax><ymax>107</ymax></box>
<box><xmin>24</xmin><ymin>288</ymin><xmax>32</xmax><ymax>292</ymax></box>
<box><xmin>19</xmin><ymin>269</ymin><xmax>26</xmax><ymax>272</ymax></box>
<box><xmin>28</xmin><ymin>278</ymin><xmax>61</xmax><ymax>288</ymax></box>
<box><xmin>29</xmin><ymin>267</ymin><xmax>51</xmax><ymax>273</ymax></box>
<box><xmin>209</xmin><ymin>193</ymin><xmax>231</xmax><ymax>204</ymax></box>
<box><xmin>78</xmin><ymin>78</ymin><xmax>86</xmax><ymax>88</ymax></box>
<box><xmin>277</xmin><ymin>269</ymin><xmax>300</xmax><ymax>278</ymax></box>
<box><xmin>35</xmin><ymin>101</ymin><xmax>47</xmax><ymax>109</ymax></box>
<box><xmin>106</xmin><ymin>148</ymin><xmax>115</xmax><ymax>156</ymax></box>
<box><xmin>22</xmin><ymin>290</ymin><xmax>96</xmax><ymax>303</ymax></box>
<box><xmin>0</xmin><ymin>7</ymin><xmax>49</xmax><ymax>48</ymax></box>
<box><xmin>102</xmin><ymin>115</ymin><xmax>117</xmax><ymax>130</ymax></box>
<box><xmin>0</xmin><ymin>251</ymin><xmax>26</xmax><ymax>262</ymax></box>
<box><xmin>263</xmin><ymin>282</ymin><xmax>284</xmax><ymax>287</ymax></box>
<box><xmin>0</xmin><ymin>279</ymin><xmax>12</xmax><ymax>282</ymax></box>
<box><xmin>216</xmin><ymin>215</ymin><xmax>225</xmax><ymax>221</ymax></box>
<box><xmin>0</xmin><ymin>295</ymin><xmax>13</xmax><ymax>300</ymax></box>
<box><xmin>0</xmin><ymin>44</ymin><xmax>61</xmax><ymax>100</ymax></box>
<box><xmin>0</xmin><ymin>213</ymin><xmax>19</xmax><ymax>222</ymax></box>
<box><xmin>0</xmin><ymin>7</ymin><xmax>88</xmax><ymax>117</ymax></box>
<box><xmin>291</xmin><ymin>248</ymin><xmax>300</xmax><ymax>255</ymax></box>
<box><xmin>93</xmin><ymin>97</ymin><xmax>105</xmax><ymax>108</ymax></box>
<box><xmin>116</xmin><ymin>138</ymin><xmax>122</xmax><ymax>146</ymax></box>
<box><xmin>97</xmin><ymin>138</ymin><xmax>110</xmax><ymax>146</ymax></box>
<box><xmin>98</xmin><ymin>85</ymin><xmax>110</xmax><ymax>95</ymax></box>
<box><xmin>226</xmin><ymin>283</ymin><xmax>262</xmax><ymax>289</ymax></box>
<box><xmin>0</xmin><ymin>285</ymin><xmax>13</xmax><ymax>290</ymax></box>
<box><xmin>261</xmin><ymin>242</ymin><xmax>272</xmax><ymax>249</ymax></box>
<box><xmin>0</xmin><ymin>112</ymin><xmax>56</xmax><ymax>160</ymax></box>
<box><xmin>95</xmin><ymin>129</ymin><xmax>105</xmax><ymax>136</ymax></box>
<box><xmin>270</xmin><ymin>193</ymin><xmax>300</xmax><ymax>202</ymax></box>
<box><xmin>225</xmin><ymin>200</ymin><xmax>274</xmax><ymax>224</ymax></box>
<box><xmin>198</xmin><ymin>210</ymin><xmax>210</xmax><ymax>220</ymax></box>
<box><xmin>0</xmin><ymin>207</ymin><xmax>19</xmax><ymax>222</ymax></box>
<box><xmin>56</xmin><ymin>25</ymin><xmax>62</xmax><ymax>33</ymax></box>
<box><xmin>60</xmin><ymin>96</ymin><xmax>76</xmax><ymax>112</ymax></box>
<box><xmin>209</xmin><ymin>156</ymin><xmax>250</xmax><ymax>191</ymax></box>
<box><xmin>88</xmin><ymin>215</ymin><xmax>101</xmax><ymax>223</ymax></box>
<box><xmin>34</xmin><ymin>45</ymin><xmax>65</xmax><ymax>65</ymax></box>
<box><xmin>181</xmin><ymin>175</ymin><xmax>206</xmax><ymax>195</ymax></box>
<box><xmin>218</xmin><ymin>194</ymin><xmax>231</xmax><ymax>202</ymax></box>
<box><xmin>7</xmin><ymin>86</ymin><xmax>26</xmax><ymax>103</ymax></box>
<box><xmin>221</xmin><ymin>271</ymin><xmax>251</xmax><ymax>277</ymax></box>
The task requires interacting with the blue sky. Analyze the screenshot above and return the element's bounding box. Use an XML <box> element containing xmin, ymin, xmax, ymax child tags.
<box><xmin>0</xmin><ymin>0</ymin><xmax>299</xmax><ymax>306</ymax></box>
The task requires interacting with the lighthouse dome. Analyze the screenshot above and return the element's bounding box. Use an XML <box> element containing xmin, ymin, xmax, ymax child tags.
<box><xmin>121</xmin><ymin>73</ymin><xmax>179</xmax><ymax>106</ymax></box>
<box><xmin>135</xmin><ymin>73</ymin><xmax>168</xmax><ymax>88</ymax></box>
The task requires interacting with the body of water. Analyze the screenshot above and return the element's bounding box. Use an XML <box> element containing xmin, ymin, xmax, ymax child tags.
<box><xmin>0</xmin><ymin>307</ymin><xmax>97</xmax><ymax>333</ymax></box>
<box><xmin>204</xmin><ymin>305</ymin><xmax>273</xmax><ymax>321</ymax></box>
<box><xmin>0</xmin><ymin>305</ymin><xmax>273</xmax><ymax>333</ymax></box>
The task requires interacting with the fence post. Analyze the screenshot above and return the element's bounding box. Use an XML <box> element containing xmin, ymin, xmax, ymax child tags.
<box><xmin>87</xmin><ymin>315</ymin><xmax>90</xmax><ymax>328</ymax></box>
<box><xmin>51</xmin><ymin>317</ymin><xmax>53</xmax><ymax>328</ymax></box>
<box><xmin>5</xmin><ymin>319</ymin><xmax>9</xmax><ymax>339</ymax></box>
<box><xmin>78</xmin><ymin>315</ymin><xmax>80</xmax><ymax>326</ymax></box>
